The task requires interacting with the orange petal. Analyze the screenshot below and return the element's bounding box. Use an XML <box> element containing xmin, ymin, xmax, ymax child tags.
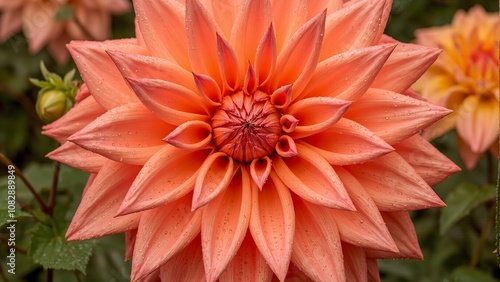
<box><xmin>192</xmin><ymin>152</ymin><xmax>235</xmax><ymax>210</ymax></box>
<box><xmin>193</xmin><ymin>72</ymin><xmax>222</xmax><ymax>109</ymax></box>
<box><xmin>118</xmin><ymin>146</ymin><xmax>213</xmax><ymax>215</ymax></box>
<box><xmin>126</xmin><ymin>77</ymin><xmax>210</xmax><ymax>126</ymax></box>
<box><xmin>133</xmin><ymin>0</ymin><xmax>190</xmax><ymax>69</ymax></box>
<box><xmin>67</xmin><ymin>40</ymin><xmax>147</xmax><ymax>110</ymax></box>
<box><xmin>219</xmin><ymin>232</ymin><xmax>274</xmax><ymax>282</ymax></box>
<box><xmin>243</xmin><ymin>63</ymin><xmax>258</xmax><ymax>94</ymax></box>
<box><xmin>367</xmin><ymin>259</ymin><xmax>381</xmax><ymax>282</ymax></box>
<box><xmin>230</xmin><ymin>0</ymin><xmax>272</xmax><ymax>75</ymax></box>
<box><xmin>68</xmin><ymin>102</ymin><xmax>172</xmax><ymax>165</ymax></box>
<box><xmin>457</xmin><ymin>135</ymin><xmax>483</xmax><ymax>170</ymax></box>
<box><xmin>365</xmin><ymin>211</ymin><xmax>423</xmax><ymax>259</ymax></box>
<box><xmin>393</xmin><ymin>134</ymin><xmax>460</xmax><ymax>185</ymax></box>
<box><xmin>275</xmin><ymin>135</ymin><xmax>298</xmax><ymax>158</ymax></box>
<box><xmin>201</xmin><ymin>167</ymin><xmax>252</xmax><ymax>282</ymax></box>
<box><xmin>347</xmin><ymin>152</ymin><xmax>445</xmax><ymax>211</ymax></box>
<box><xmin>270</xmin><ymin>84</ymin><xmax>292</xmax><ymax>109</ymax></box>
<box><xmin>108</xmin><ymin>51</ymin><xmax>196</xmax><ymax>91</ymax></box>
<box><xmin>186</xmin><ymin>0</ymin><xmax>223</xmax><ymax>84</ymax></box>
<box><xmin>46</xmin><ymin>142</ymin><xmax>106</xmax><ymax>174</ymax></box>
<box><xmin>66</xmin><ymin>160</ymin><xmax>141</xmax><ymax>241</ymax></box>
<box><xmin>272</xmin><ymin>143</ymin><xmax>354</xmax><ymax>210</ymax></box>
<box><xmin>272</xmin><ymin>10</ymin><xmax>326</xmax><ymax>99</ymax></box>
<box><xmin>280</xmin><ymin>115</ymin><xmax>299</xmax><ymax>133</ymax></box>
<box><xmin>130</xmin><ymin>194</ymin><xmax>202</xmax><ymax>281</ymax></box>
<box><xmin>199</xmin><ymin>0</ymin><xmax>243</xmax><ymax>38</ymax></box>
<box><xmin>342</xmin><ymin>243</ymin><xmax>367</xmax><ymax>282</ymax></box>
<box><xmin>456</xmin><ymin>96</ymin><xmax>499</xmax><ymax>153</ymax></box>
<box><xmin>164</xmin><ymin>120</ymin><xmax>212</xmax><ymax>150</ymax></box>
<box><xmin>302</xmin><ymin>44</ymin><xmax>396</xmax><ymax>101</ymax></box>
<box><xmin>270</xmin><ymin>0</ymin><xmax>307</xmax><ymax>52</ymax></box>
<box><xmin>301</xmin><ymin>118</ymin><xmax>394</xmax><ymax>165</ymax></box>
<box><xmin>345</xmin><ymin>88</ymin><xmax>452</xmax><ymax>144</ymax></box>
<box><xmin>42</xmin><ymin>95</ymin><xmax>106</xmax><ymax>143</ymax></box>
<box><xmin>125</xmin><ymin>229</ymin><xmax>137</xmax><ymax>261</ymax></box>
<box><xmin>287</xmin><ymin>97</ymin><xmax>351</xmax><ymax>139</ymax></box>
<box><xmin>329</xmin><ymin>167</ymin><xmax>398</xmax><ymax>252</ymax></box>
<box><xmin>254</xmin><ymin>24</ymin><xmax>277</xmax><ymax>86</ymax></box>
<box><xmin>249</xmin><ymin>156</ymin><xmax>272</xmax><ymax>189</ymax></box>
<box><xmin>216</xmin><ymin>33</ymin><xmax>240</xmax><ymax>92</ymax></box>
<box><xmin>371</xmin><ymin>43</ymin><xmax>441</xmax><ymax>93</ymax></box>
<box><xmin>320</xmin><ymin>0</ymin><xmax>390</xmax><ymax>60</ymax></box>
<box><xmin>249</xmin><ymin>172</ymin><xmax>294</xmax><ymax>280</ymax></box>
<box><xmin>291</xmin><ymin>197</ymin><xmax>345</xmax><ymax>282</ymax></box>
<box><xmin>159</xmin><ymin>236</ymin><xmax>205</xmax><ymax>281</ymax></box>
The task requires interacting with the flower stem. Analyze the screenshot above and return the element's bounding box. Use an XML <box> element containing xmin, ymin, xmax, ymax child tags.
<box><xmin>469</xmin><ymin>203</ymin><xmax>495</xmax><ymax>267</ymax></box>
<box><xmin>0</xmin><ymin>153</ymin><xmax>49</xmax><ymax>212</ymax></box>
<box><xmin>47</xmin><ymin>162</ymin><xmax>61</xmax><ymax>216</ymax></box>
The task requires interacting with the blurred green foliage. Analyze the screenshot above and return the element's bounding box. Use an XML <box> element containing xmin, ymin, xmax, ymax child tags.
<box><xmin>0</xmin><ymin>0</ymin><xmax>498</xmax><ymax>281</ymax></box>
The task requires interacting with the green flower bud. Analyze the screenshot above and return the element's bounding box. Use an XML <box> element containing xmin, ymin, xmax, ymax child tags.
<box><xmin>30</xmin><ymin>61</ymin><xmax>79</xmax><ymax>124</ymax></box>
<box><xmin>36</xmin><ymin>89</ymin><xmax>73</xmax><ymax>123</ymax></box>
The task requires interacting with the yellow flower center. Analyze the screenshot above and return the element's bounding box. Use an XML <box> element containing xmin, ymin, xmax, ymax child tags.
<box><xmin>211</xmin><ymin>90</ymin><xmax>282</xmax><ymax>162</ymax></box>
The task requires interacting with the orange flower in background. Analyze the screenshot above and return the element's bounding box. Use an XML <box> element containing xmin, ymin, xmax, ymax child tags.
<box><xmin>43</xmin><ymin>0</ymin><xmax>459</xmax><ymax>280</ymax></box>
<box><xmin>414</xmin><ymin>5</ymin><xmax>499</xmax><ymax>170</ymax></box>
<box><xmin>0</xmin><ymin>0</ymin><xmax>130</xmax><ymax>64</ymax></box>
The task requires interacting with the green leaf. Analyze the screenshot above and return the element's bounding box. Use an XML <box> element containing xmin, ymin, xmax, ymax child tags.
<box><xmin>29</xmin><ymin>222</ymin><xmax>96</xmax><ymax>274</ymax></box>
<box><xmin>54</xmin><ymin>5</ymin><xmax>75</xmax><ymax>21</ymax></box>
<box><xmin>440</xmin><ymin>183</ymin><xmax>496</xmax><ymax>235</ymax></box>
<box><xmin>449</xmin><ymin>266</ymin><xmax>498</xmax><ymax>282</ymax></box>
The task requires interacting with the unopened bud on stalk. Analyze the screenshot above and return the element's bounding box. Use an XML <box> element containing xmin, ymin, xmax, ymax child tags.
<box><xmin>30</xmin><ymin>61</ymin><xmax>79</xmax><ymax>123</ymax></box>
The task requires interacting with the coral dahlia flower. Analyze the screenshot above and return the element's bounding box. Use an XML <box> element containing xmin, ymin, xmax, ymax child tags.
<box><xmin>0</xmin><ymin>0</ymin><xmax>130</xmax><ymax>64</ymax></box>
<box><xmin>414</xmin><ymin>5</ymin><xmax>499</xmax><ymax>170</ymax></box>
<box><xmin>43</xmin><ymin>0</ymin><xmax>459</xmax><ymax>280</ymax></box>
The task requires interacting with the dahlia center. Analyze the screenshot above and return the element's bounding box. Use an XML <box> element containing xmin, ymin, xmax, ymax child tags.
<box><xmin>211</xmin><ymin>90</ymin><xmax>282</xmax><ymax>162</ymax></box>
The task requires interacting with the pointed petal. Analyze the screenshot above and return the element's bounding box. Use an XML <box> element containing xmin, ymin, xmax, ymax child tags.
<box><xmin>270</xmin><ymin>84</ymin><xmax>292</xmax><ymax>109</ymax></box>
<box><xmin>164</xmin><ymin>120</ymin><xmax>212</xmax><ymax>150</ymax></box>
<box><xmin>193</xmin><ymin>73</ymin><xmax>222</xmax><ymax>109</ymax></box>
<box><xmin>272</xmin><ymin>143</ymin><xmax>354</xmax><ymax>210</ymax></box>
<box><xmin>108</xmin><ymin>51</ymin><xmax>196</xmax><ymax>91</ymax></box>
<box><xmin>243</xmin><ymin>63</ymin><xmax>258</xmax><ymax>94</ymax></box>
<box><xmin>393</xmin><ymin>134</ymin><xmax>460</xmax><ymax>185</ymax></box>
<box><xmin>118</xmin><ymin>146</ymin><xmax>213</xmax><ymax>215</ymax></box>
<box><xmin>46</xmin><ymin>142</ymin><xmax>106</xmax><ymax>173</ymax></box>
<box><xmin>342</xmin><ymin>243</ymin><xmax>367</xmax><ymax>282</ymax></box>
<box><xmin>249</xmin><ymin>172</ymin><xmax>294</xmax><ymax>280</ymax></box>
<box><xmin>68</xmin><ymin>102</ymin><xmax>171</xmax><ymax>165</ymax></box>
<box><xmin>217</xmin><ymin>34</ymin><xmax>240</xmax><ymax>92</ymax></box>
<box><xmin>457</xmin><ymin>135</ymin><xmax>483</xmax><ymax>170</ymax></box>
<box><xmin>42</xmin><ymin>95</ymin><xmax>106</xmax><ymax>143</ymax></box>
<box><xmin>347</xmin><ymin>152</ymin><xmax>445</xmax><ymax>211</ymax></box>
<box><xmin>66</xmin><ymin>160</ymin><xmax>141</xmax><ymax>240</ymax></box>
<box><xmin>456</xmin><ymin>96</ymin><xmax>499</xmax><ymax>153</ymax></box>
<box><xmin>271</xmin><ymin>10</ymin><xmax>326</xmax><ymax>99</ymax></box>
<box><xmin>302</xmin><ymin>44</ymin><xmax>396</xmax><ymax>101</ymax></box>
<box><xmin>186</xmin><ymin>0</ymin><xmax>223</xmax><ymax>84</ymax></box>
<box><xmin>270</xmin><ymin>0</ymin><xmax>307</xmax><ymax>52</ymax></box>
<box><xmin>67</xmin><ymin>40</ymin><xmax>147</xmax><ymax>110</ymax></box>
<box><xmin>320</xmin><ymin>0</ymin><xmax>390</xmax><ymax>60</ymax></box>
<box><xmin>345</xmin><ymin>88</ymin><xmax>452</xmax><ymax>144</ymax></box>
<box><xmin>133</xmin><ymin>0</ymin><xmax>190</xmax><ymax>69</ymax></box>
<box><xmin>280</xmin><ymin>115</ymin><xmax>299</xmax><ymax>134</ymax></box>
<box><xmin>192</xmin><ymin>152</ymin><xmax>235</xmax><ymax>210</ymax></box>
<box><xmin>130</xmin><ymin>194</ymin><xmax>202</xmax><ymax>280</ymax></box>
<box><xmin>371</xmin><ymin>43</ymin><xmax>441</xmax><ymax>93</ymax></box>
<box><xmin>219</xmin><ymin>232</ymin><xmax>274</xmax><ymax>282</ymax></box>
<box><xmin>254</xmin><ymin>24</ymin><xmax>277</xmax><ymax>86</ymax></box>
<box><xmin>230</xmin><ymin>0</ymin><xmax>272</xmax><ymax>74</ymax></box>
<box><xmin>126</xmin><ymin>77</ymin><xmax>210</xmax><ymax>126</ymax></box>
<box><xmin>287</xmin><ymin>97</ymin><xmax>351</xmax><ymax>139</ymax></box>
<box><xmin>329</xmin><ymin>167</ymin><xmax>398</xmax><ymax>252</ymax></box>
<box><xmin>160</xmin><ymin>236</ymin><xmax>205</xmax><ymax>281</ymax></box>
<box><xmin>249</xmin><ymin>156</ymin><xmax>272</xmax><ymax>189</ymax></box>
<box><xmin>302</xmin><ymin>118</ymin><xmax>394</xmax><ymax>165</ymax></box>
<box><xmin>202</xmin><ymin>167</ymin><xmax>252</xmax><ymax>282</ymax></box>
<box><xmin>366</xmin><ymin>211</ymin><xmax>423</xmax><ymax>259</ymax></box>
<box><xmin>275</xmin><ymin>135</ymin><xmax>298</xmax><ymax>158</ymax></box>
<box><xmin>291</xmin><ymin>197</ymin><xmax>345</xmax><ymax>282</ymax></box>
